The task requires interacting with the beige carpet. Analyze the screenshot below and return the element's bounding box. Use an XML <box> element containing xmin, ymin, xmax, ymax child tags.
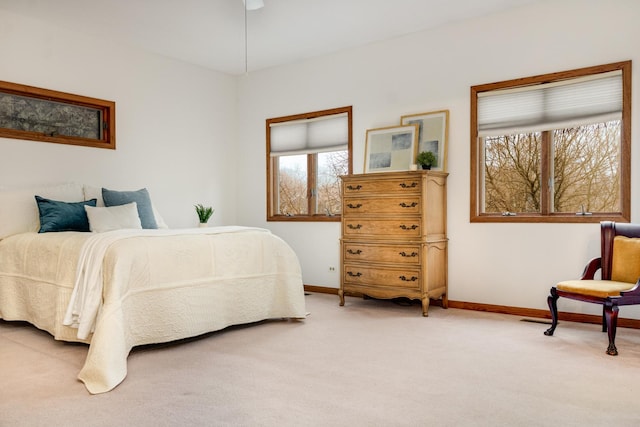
<box><xmin>2</xmin><ymin>292</ymin><xmax>640</xmax><ymax>427</ymax></box>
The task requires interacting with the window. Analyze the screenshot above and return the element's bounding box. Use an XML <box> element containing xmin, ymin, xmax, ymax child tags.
<box><xmin>0</xmin><ymin>80</ymin><xmax>115</xmax><ymax>149</ymax></box>
<box><xmin>470</xmin><ymin>61</ymin><xmax>631</xmax><ymax>223</ymax></box>
<box><xmin>267</xmin><ymin>106</ymin><xmax>352</xmax><ymax>221</ymax></box>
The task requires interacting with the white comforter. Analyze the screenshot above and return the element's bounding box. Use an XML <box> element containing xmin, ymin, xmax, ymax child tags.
<box><xmin>0</xmin><ymin>227</ymin><xmax>306</xmax><ymax>394</ymax></box>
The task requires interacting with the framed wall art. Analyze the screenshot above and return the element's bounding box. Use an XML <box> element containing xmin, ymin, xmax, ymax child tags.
<box><xmin>0</xmin><ymin>80</ymin><xmax>115</xmax><ymax>149</ymax></box>
<box><xmin>364</xmin><ymin>124</ymin><xmax>418</xmax><ymax>173</ymax></box>
<box><xmin>400</xmin><ymin>109</ymin><xmax>449</xmax><ymax>172</ymax></box>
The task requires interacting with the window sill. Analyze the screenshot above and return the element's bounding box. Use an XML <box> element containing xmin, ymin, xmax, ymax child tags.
<box><xmin>470</xmin><ymin>213</ymin><xmax>630</xmax><ymax>224</ymax></box>
<box><xmin>267</xmin><ymin>215</ymin><xmax>341</xmax><ymax>222</ymax></box>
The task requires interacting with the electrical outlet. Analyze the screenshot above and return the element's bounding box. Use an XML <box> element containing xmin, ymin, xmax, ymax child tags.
<box><xmin>328</xmin><ymin>266</ymin><xmax>336</xmax><ymax>272</ymax></box>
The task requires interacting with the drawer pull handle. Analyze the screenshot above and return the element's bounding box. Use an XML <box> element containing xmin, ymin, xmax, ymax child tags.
<box><xmin>347</xmin><ymin>224</ymin><xmax>363</xmax><ymax>230</ymax></box>
<box><xmin>399</xmin><ymin>275</ymin><xmax>418</xmax><ymax>282</ymax></box>
<box><xmin>399</xmin><ymin>251</ymin><xmax>418</xmax><ymax>257</ymax></box>
<box><xmin>347</xmin><ymin>185</ymin><xmax>362</xmax><ymax>191</ymax></box>
<box><xmin>399</xmin><ymin>182</ymin><xmax>418</xmax><ymax>188</ymax></box>
<box><xmin>347</xmin><ymin>203</ymin><xmax>363</xmax><ymax>209</ymax></box>
<box><xmin>399</xmin><ymin>224</ymin><xmax>418</xmax><ymax>230</ymax></box>
<box><xmin>347</xmin><ymin>271</ymin><xmax>362</xmax><ymax>277</ymax></box>
<box><xmin>399</xmin><ymin>202</ymin><xmax>418</xmax><ymax>208</ymax></box>
<box><xmin>347</xmin><ymin>249</ymin><xmax>362</xmax><ymax>255</ymax></box>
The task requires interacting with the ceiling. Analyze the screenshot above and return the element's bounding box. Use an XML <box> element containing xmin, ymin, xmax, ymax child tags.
<box><xmin>0</xmin><ymin>0</ymin><xmax>541</xmax><ymax>75</ymax></box>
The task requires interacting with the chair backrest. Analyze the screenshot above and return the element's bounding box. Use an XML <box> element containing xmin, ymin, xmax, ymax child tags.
<box><xmin>601</xmin><ymin>221</ymin><xmax>640</xmax><ymax>281</ymax></box>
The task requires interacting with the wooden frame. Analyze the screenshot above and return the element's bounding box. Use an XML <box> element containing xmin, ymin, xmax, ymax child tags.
<box><xmin>470</xmin><ymin>61</ymin><xmax>631</xmax><ymax>223</ymax></box>
<box><xmin>0</xmin><ymin>80</ymin><xmax>115</xmax><ymax>149</ymax></box>
<box><xmin>266</xmin><ymin>105</ymin><xmax>353</xmax><ymax>222</ymax></box>
<box><xmin>401</xmin><ymin>110</ymin><xmax>449</xmax><ymax>172</ymax></box>
<box><xmin>364</xmin><ymin>124</ymin><xmax>418</xmax><ymax>173</ymax></box>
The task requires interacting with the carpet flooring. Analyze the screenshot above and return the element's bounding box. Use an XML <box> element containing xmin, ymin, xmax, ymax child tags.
<box><xmin>2</xmin><ymin>292</ymin><xmax>640</xmax><ymax>426</ymax></box>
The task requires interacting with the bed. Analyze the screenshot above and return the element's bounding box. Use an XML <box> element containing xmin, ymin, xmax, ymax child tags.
<box><xmin>0</xmin><ymin>183</ymin><xmax>307</xmax><ymax>394</ymax></box>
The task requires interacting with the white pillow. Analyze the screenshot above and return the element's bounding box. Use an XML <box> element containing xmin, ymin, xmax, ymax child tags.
<box><xmin>84</xmin><ymin>202</ymin><xmax>142</xmax><ymax>233</ymax></box>
<box><xmin>0</xmin><ymin>182</ymin><xmax>84</xmax><ymax>239</ymax></box>
<box><xmin>83</xmin><ymin>185</ymin><xmax>169</xmax><ymax>228</ymax></box>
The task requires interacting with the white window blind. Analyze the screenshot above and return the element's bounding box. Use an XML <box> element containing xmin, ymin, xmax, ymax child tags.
<box><xmin>477</xmin><ymin>70</ymin><xmax>622</xmax><ymax>137</ymax></box>
<box><xmin>269</xmin><ymin>112</ymin><xmax>348</xmax><ymax>156</ymax></box>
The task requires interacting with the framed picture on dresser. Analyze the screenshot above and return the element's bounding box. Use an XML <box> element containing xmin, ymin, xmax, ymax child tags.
<box><xmin>363</xmin><ymin>124</ymin><xmax>419</xmax><ymax>173</ymax></box>
<box><xmin>400</xmin><ymin>110</ymin><xmax>449</xmax><ymax>172</ymax></box>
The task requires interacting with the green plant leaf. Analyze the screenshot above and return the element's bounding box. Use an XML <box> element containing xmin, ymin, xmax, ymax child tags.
<box><xmin>194</xmin><ymin>203</ymin><xmax>214</xmax><ymax>223</ymax></box>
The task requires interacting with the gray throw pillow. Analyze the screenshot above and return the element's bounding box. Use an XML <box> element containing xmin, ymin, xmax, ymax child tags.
<box><xmin>102</xmin><ymin>187</ymin><xmax>158</xmax><ymax>229</ymax></box>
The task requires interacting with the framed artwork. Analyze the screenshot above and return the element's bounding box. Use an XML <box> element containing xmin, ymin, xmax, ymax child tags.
<box><xmin>400</xmin><ymin>110</ymin><xmax>449</xmax><ymax>172</ymax></box>
<box><xmin>0</xmin><ymin>80</ymin><xmax>115</xmax><ymax>149</ymax></box>
<box><xmin>364</xmin><ymin>124</ymin><xmax>418</xmax><ymax>173</ymax></box>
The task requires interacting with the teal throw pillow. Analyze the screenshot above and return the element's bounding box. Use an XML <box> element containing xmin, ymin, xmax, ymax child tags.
<box><xmin>35</xmin><ymin>196</ymin><xmax>97</xmax><ymax>233</ymax></box>
<box><xmin>102</xmin><ymin>187</ymin><xmax>158</xmax><ymax>229</ymax></box>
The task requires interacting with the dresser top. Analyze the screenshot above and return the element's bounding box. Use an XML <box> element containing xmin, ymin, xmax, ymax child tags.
<box><xmin>341</xmin><ymin>170</ymin><xmax>448</xmax><ymax>180</ymax></box>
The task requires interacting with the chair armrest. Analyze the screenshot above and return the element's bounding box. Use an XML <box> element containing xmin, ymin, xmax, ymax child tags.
<box><xmin>580</xmin><ymin>257</ymin><xmax>602</xmax><ymax>280</ymax></box>
<box><xmin>620</xmin><ymin>279</ymin><xmax>640</xmax><ymax>297</ymax></box>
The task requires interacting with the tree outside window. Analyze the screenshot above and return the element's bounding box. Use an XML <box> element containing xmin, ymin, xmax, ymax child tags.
<box><xmin>267</xmin><ymin>106</ymin><xmax>352</xmax><ymax>221</ymax></box>
<box><xmin>471</xmin><ymin>61</ymin><xmax>630</xmax><ymax>223</ymax></box>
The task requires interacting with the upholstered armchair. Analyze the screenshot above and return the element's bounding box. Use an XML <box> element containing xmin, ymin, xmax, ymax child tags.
<box><xmin>544</xmin><ymin>221</ymin><xmax>640</xmax><ymax>355</ymax></box>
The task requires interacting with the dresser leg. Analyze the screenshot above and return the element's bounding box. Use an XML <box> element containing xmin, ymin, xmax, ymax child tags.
<box><xmin>421</xmin><ymin>297</ymin><xmax>430</xmax><ymax>317</ymax></box>
<box><xmin>442</xmin><ymin>294</ymin><xmax>449</xmax><ymax>309</ymax></box>
<box><xmin>338</xmin><ymin>289</ymin><xmax>345</xmax><ymax>306</ymax></box>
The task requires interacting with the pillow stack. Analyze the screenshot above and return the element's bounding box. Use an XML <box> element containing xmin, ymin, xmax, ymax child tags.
<box><xmin>82</xmin><ymin>185</ymin><xmax>168</xmax><ymax>229</ymax></box>
<box><xmin>82</xmin><ymin>187</ymin><xmax>162</xmax><ymax>232</ymax></box>
<box><xmin>0</xmin><ymin>183</ymin><xmax>169</xmax><ymax>237</ymax></box>
<box><xmin>101</xmin><ymin>188</ymin><xmax>157</xmax><ymax>229</ymax></box>
<box><xmin>33</xmin><ymin>185</ymin><xmax>170</xmax><ymax>234</ymax></box>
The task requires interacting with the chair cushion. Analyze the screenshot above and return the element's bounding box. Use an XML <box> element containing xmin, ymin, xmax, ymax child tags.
<box><xmin>611</xmin><ymin>236</ymin><xmax>640</xmax><ymax>284</ymax></box>
<box><xmin>556</xmin><ymin>280</ymin><xmax>636</xmax><ymax>298</ymax></box>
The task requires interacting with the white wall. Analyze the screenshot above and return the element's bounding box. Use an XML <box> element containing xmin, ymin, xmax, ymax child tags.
<box><xmin>2</xmin><ymin>1</ymin><xmax>639</xmax><ymax>319</ymax></box>
<box><xmin>237</xmin><ymin>0</ymin><xmax>640</xmax><ymax>317</ymax></box>
<box><xmin>0</xmin><ymin>9</ymin><xmax>238</xmax><ymax>228</ymax></box>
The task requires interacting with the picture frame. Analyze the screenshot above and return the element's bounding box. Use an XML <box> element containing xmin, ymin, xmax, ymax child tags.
<box><xmin>400</xmin><ymin>110</ymin><xmax>449</xmax><ymax>172</ymax></box>
<box><xmin>0</xmin><ymin>80</ymin><xmax>115</xmax><ymax>150</ymax></box>
<box><xmin>364</xmin><ymin>124</ymin><xmax>419</xmax><ymax>173</ymax></box>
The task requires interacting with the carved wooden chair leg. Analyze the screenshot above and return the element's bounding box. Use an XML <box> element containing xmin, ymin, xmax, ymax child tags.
<box><xmin>544</xmin><ymin>288</ymin><xmax>559</xmax><ymax>336</ymax></box>
<box><xmin>604</xmin><ymin>303</ymin><xmax>619</xmax><ymax>356</ymax></box>
<box><xmin>601</xmin><ymin>305</ymin><xmax>608</xmax><ymax>332</ymax></box>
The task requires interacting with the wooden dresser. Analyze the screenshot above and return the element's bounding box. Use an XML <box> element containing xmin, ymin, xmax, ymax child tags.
<box><xmin>339</xmin><ymin>170</ymin><xmax>448</xmax><ymax>316</ymax></box>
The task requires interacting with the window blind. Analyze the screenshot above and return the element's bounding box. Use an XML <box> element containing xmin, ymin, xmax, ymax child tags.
<box><xmin>477</xmin><ymin>70</ymin><xmax>622</xmax><ymax>137</ymax></box>
<box><xmin>269</xmin><ymin>112</ymin><xmax>348</xmax><ymax>156</ymax></box>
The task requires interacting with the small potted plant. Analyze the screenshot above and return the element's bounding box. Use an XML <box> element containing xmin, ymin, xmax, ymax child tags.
<box><xmin>194</xmin><ymin>203</ymin><xmax>214</xmax><ymax>226</ymax></box>
<box><xmin>416</xmin><ymin>151</ymin><xmax>437</xmax><ymax>170</ymax></box>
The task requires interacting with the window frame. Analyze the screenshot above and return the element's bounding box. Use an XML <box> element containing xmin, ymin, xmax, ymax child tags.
<box><xmin>266</xmin><ymin>106</ymin><xmax>353</xmax><ymax>222</ymax></box>
<box><xmin>0</xmin><ymin>80</ymin><xmax>115</xmax><ymax>149</ymax></box>
<box><xmin>470</xmin><ymin>61</ymin><xmax>631</xmax><ymax>223</ymax></box>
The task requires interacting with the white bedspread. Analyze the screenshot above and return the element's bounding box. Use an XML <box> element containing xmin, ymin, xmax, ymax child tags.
<box><xmin>0</xmin><ymin>227</ymin><xmax>306</xmax><ymax>394</ymax></box>
<box><xmin>64</xmin><ymin>226</ymin><xmax>262</xmax><ymax>339</ymax></box>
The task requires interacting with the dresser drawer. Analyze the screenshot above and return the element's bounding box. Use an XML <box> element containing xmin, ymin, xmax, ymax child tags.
<box><xmin>343</xmin><ymin>177</ymin><xmax>422</xmax><ymax>196</ymax></box>
<box><xmin>343</xmin><ymin>242</ymin><xmax>421</xmax><ymax>265</ymax></box>
<box><xmin>343</xmin><ymin>196</ymin><xmax>421</xmax><ymax>215</ymax></box>
<box><xmin>343</xmin><ymin>264</ymin><xmax>421</xmax><ymax>289</ymax></box>
<box><xmin>343</xmin><ymin>218</ymin><xmax>421</xmax><ymax>238</ymax></box>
